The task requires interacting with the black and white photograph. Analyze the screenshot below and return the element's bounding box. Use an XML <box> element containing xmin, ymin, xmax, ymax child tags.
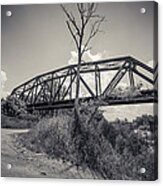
<box><xmin>1</xmin><ymin>1</ymin><xmax>158</xmax><ymax>180</ymax></box>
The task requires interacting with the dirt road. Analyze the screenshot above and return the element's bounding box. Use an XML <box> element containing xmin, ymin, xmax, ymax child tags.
<box><xmin>1</xmin><ymin>128</ymin><xmax>95</xmax><ymax>178</ymax></box>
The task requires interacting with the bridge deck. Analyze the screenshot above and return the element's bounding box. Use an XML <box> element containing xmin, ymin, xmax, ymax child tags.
<box><xmin>27</xmin><ymin>95</ymin><xmax>158</xmax><ymax>111</ymax></box>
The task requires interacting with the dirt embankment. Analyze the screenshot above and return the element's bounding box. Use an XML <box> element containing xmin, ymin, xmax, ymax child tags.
<box><xmin>1</xmin><ymin>128</ymin><xmax>95</xmax><ymax>179</ymax></box>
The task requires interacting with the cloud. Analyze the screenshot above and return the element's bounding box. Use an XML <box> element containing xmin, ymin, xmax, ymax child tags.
<box><xmin>84</xmin><ymin>50</ymin><xmax>102</xmax><ymax>61</ymax></box>
<box><xmin>67</xmin><ymin>51</ymin><xmax>156</xmax><ymax>97</ymax></box>
<box><xmin>68</xmin><ymin>50</ymin><xmax>158</xmax><ymax>97</ymax></box>
<box><xmin>68</xmin><ymin>51</ymin><xmax>78</xmax><ymax>65</ymax></box>
<box><xmin>68</xmin><ymin>50</ymin><xmax>103</xmax><ymax>97</ymax></box>
<box><xmin>67</xmin><ymin>49</ymin><xmax>125</xmax><ymax>97</ymax></box>
<box><xmin>1</xmin><ymin>70</ymin><xmax>8</xmax><ymax>98</ymax></box>
<box><xmin>68</xmin><ymin>48</ymin><xmax>106</xmax><ymax>65</ymax></box>
<box><xmin>122</xmin><ymin>59</ymin><xmax>155</xmax><ymax>89</ymax></box>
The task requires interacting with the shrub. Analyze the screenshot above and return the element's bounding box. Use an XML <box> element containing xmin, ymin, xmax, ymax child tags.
<box><xmin>18</xmin><ymin>112</ymin><xmax>76</xmax><ymax>157</ymax></box>
<box><xmin>18</xmin><ymin>102</ymin><xmax>158</xmax><ymax>180</ymax></box>
<box><xmin>1</xmin><ymin>95</ymin><xmax>27</xmax><ymax>116</ymax></box>
<box><xmin>1</xmin><ymin>114</ymin><xmax>34</xmax><ymax>129</ymax></box>
<box><xmin>1</xmin><ymin>112</ymin><xmax>40</xmax><ymax>129</ymax></box>
<box><xmin>1</xmin><ymin>95</ymin><xmax>41</xmax><ymax>129</ymax></box>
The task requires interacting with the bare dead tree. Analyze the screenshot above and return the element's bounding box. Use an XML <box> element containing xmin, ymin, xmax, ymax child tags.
<box><xmin>61</xmin><ymin>3</ymin><xmax>105</xmax><ymax>127</ymax></box>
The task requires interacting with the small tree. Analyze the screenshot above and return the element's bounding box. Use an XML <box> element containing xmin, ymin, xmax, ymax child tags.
<box><xmin>1</xmin><ymin>95</ymin><xmax>27</xmax><ymax>116</ymax></box>
<box><xmin>61</xmin><ymin>3</ymin><xmax>105</xmax><ymax>129</ymax></box>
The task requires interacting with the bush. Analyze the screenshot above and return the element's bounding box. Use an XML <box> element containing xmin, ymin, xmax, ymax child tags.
<box><xmin>1</xmin><ymin>95</ymin><xmax>27</xmax><ymax>116</ymax></box>
<box><xmin>18</xmin><ymin>112</ymin><xmax>76</xmax><ymax>157</ymax></box>
<box><xmin>1</xmin><ymin>112</ymin><xmax>39</xmax><ymax>129</ymax></box>
<box><xmin>18</xmin><ymin>102</ymin><xmax>158</xmax><ymax>180</ymax></box>
<box><xmin>1</xmin><ymin>95</ymin><xmax>41</xmax><ymax>129</ymax></box>
<box><xmin>1</xmin><ymin>114</ymin><xmax>30</xmax><ymax>129</ymax></box>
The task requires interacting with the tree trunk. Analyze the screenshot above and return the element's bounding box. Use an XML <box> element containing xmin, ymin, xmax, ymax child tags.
<box><xmin>73</xmin><ymin>49</ymin><xmax>82</xmax><ymax>135</ymax></box>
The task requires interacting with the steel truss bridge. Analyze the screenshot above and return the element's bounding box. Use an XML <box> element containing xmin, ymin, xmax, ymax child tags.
<box><xmin>11</xmin><ymin>56</ymin><xmax>158</xmax><ymax>111</ymax></box>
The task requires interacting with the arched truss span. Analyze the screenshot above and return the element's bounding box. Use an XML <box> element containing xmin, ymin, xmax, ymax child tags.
<box><xmin>11</xmin><ymin>56</ymin><xmax>158</xmax><ymax>111</ymax></box>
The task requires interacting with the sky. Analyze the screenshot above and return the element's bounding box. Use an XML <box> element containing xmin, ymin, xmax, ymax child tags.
<box><xmin>1</xmin><ymin>1</ymin><xmax>156</xmax><ymax>96</ymax></box>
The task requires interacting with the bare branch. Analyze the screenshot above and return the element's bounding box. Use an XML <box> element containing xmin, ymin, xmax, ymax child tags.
<box><xmin>66</xmin><ymin>21</ymin><xmax>79</xmax><ymax>49</ymax></box>
<box><xmin>81</xmin><ymin>16</ymin><xmax>105</xmax><ymax>56</ymax></box>
<box><xmin>61</xmin><ymin>3</ymin><xmax>105</xmax><ymax>115</ymax></box>
<box><xmin>61</xmin><ymin>3</ymin><xmax>104</xmax><ymax>59</ymax></box>
<box><xmin>77</xmin><ymin>3</ymin><xmax>85</xmax><ymax>14</ymax></box>
<box><xmin>83</xmin><ymin>3</ymin><xmax>97</xmax><ymax>27</ymax></box>
<box><xmin>76</xmin><ymin>3</ymin><xmax>98</xmax><ymax>29</ymax></box>
<box><xmin>61</xmin><ymin>4</ymin><xmax>80</xmax><ymax>36</ymax></box>
<box><xmin>81</xmin><ymin>47</ymin><xmax>92</xmax><ymax>58</ymax></box>
<box><xmin>77</xmin><ymin>3</ymin><xmax>85</xmax><ymax>31</ymax></box>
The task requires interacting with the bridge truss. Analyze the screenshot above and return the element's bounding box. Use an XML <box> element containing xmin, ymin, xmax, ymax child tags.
<box><xmin>11</xmin><ymin>56</ymin><xmax>158</xmax><ymax>111</ymax></box>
